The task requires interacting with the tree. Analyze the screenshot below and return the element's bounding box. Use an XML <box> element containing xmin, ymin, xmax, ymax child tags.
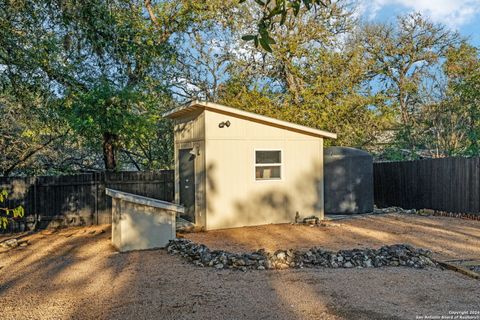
<box><xmin>441</xmin><ymin>42</ymin><xmax>480</xmax><ymax>155</ymax></box>
<box><xmin>360</xmin><ymin>13</ymin><xmax>460</xmax><ymax>157</ymax></box>
<box><xmin>211</xmin><ymin>2</ymin><xmax>392</xmax><ymax>148</ymax></box>
<box><xmin>0</xmin><ymin>82</ymin><xmax>71</xmax><ymax>176</ymax></box>
<box><xmin>2</xmin><ymin>0</ymin><xmax>478</xmax><ymax>173</ymax></box>
<box><xmin>65</xmin><ymin>80</ymin><xmax>176</xmax><ymax>170</ymax></box>
<box><xmin>1</xmin><ymin>0</ymin><xmax>226</xmax><ymax>171</ymax></box>
<box><xmin>239</xmin><ymin>0</ymin><xmax>332</xmax><ymax>52</ymax></box>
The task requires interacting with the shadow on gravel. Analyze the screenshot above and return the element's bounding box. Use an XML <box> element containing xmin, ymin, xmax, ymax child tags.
<box><xmin>1</xmin><ymin>223</ymin><xmax>480</xmax><ymax>320</ymax></box>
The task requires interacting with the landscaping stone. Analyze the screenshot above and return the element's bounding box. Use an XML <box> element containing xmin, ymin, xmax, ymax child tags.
<box><xmin>303</xmin><ymin>216</ymin><xmax>320</xmax><ymax>225</ymax></box>
<box><xmin>167</xmin><ymin>239</ymin><xmax>437</xmax><ymax>271</ymax></box>
<box><xmin>373</xmin><ymin>206</ymin><xmax>416</xmax><ymax>215</ymax></box>
<box><xmin>0</xmin><ymin>238</ymin><xmax>29</xmax><ymax>249</ymax></box>
<box><xmin>470</xmin><ymin>265</ymin><xmax>480</xmax><ymax>273</ymax></box>
<box><xmin>373</xmin><ymin>206</ymin><xmax>480</xmax><ymax>221</ymax></box>
<box><xmin>1</xmin><ymin>239</ymin><xmax>19</xmax><ymax>248</ymax></box>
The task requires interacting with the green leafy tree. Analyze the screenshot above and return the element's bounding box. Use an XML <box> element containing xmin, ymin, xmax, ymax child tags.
<box><xmin>239</xmin><ymin>0</ymin><xmax>332</xmax><ymax>52</ymax></box>
<box><xmin>64</xmin><ymin>80</ymin><xmax>175</xmax><ymax>170</ymax></box>
<box><xmin>1</xmin><ymin>0</ymin><xmax>225</xmax><ymax>172</ymax></box>
<box><xmin>442</xmin><ymin>43</ymin><xmax>480</xmax><ymax>155</ymax></box>
<box><xmin>360</xmin><ymin>13</ymin><xmax>460</xmax><ymax>158</ymax></box>
<box><xmin>65</xmin><ymin>81</ymin><xmax>158</xmax><ymax>170</ymax></box>
<box><xmin>0</xmin><ymin>86</ymin><xmax>71</xmax><ymax>176</ymax></box>
<box><xmin>214</xmin><ymin>3</ymin><xmax>392</xmax><ymax>149</ymax></box>
<box><xmin>2</xmin><ymin>0</ymin><xmax>479</xmax><ymax>173</ymax></box>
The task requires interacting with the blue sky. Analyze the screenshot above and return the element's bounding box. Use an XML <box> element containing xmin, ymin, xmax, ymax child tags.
<box><xmin>356</xmin><ymin>0</ymin><xmax>480</xmax><ymax>46</ymax></box>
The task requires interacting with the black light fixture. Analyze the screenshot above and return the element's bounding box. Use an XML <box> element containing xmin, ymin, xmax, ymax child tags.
<box><xmin>218</xmin><ymin>120</ymin><xmax>231</xmax><ymax>128</ymax></box>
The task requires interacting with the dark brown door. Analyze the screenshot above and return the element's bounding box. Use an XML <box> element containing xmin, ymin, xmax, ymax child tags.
<box><xmin>179</xmin><ymin>149</ymin><xmax>195</xmax><ymax>222</ymax></box>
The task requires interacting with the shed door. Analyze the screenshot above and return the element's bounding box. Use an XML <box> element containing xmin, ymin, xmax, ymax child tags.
<box><xmin>179</xmin><ymin>149</ymin><xmax>195</xmax><ymax>222</ymax></box>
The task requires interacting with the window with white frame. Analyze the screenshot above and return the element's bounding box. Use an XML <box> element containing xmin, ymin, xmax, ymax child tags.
<box><xmin>255</xmin><ymin>150</ymin><xmax>282</xmax><ymax>180</ymax></box>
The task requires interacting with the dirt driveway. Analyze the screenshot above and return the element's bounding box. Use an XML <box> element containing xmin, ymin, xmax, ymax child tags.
<box><xmin>186</xmin><ymin>213</ymin><xmax>480</xmax><ymax>260</ymax></box>
<box><xmin>0</xmin><ymin>214</ymin><xmax>479</xmax><ymax>320</ymax></box>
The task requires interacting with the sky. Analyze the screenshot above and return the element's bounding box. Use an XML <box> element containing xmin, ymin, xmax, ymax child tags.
<box><xmin>356</xmin><ymin>0</ymin><xmax>480</xmax><ymax>46</ymax></box>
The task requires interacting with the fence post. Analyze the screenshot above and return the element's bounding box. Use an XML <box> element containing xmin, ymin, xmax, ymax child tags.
<box><xmin>95</xmin><ymin>172</ymin><xmax>98</xmax><ymax>225</ymax></box>
<box><xmin>33</xmin><ymin>176</ymin><xmax>38</xmax><ymax>226</ymax></box>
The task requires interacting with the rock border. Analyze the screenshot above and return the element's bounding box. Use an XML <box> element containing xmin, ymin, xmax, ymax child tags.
<box><xmin>167</xmin><ymin>239</ymin><xmax>436</xmax><ymax>271</ymax></box>
<box><xmin>374</xmin><ymin>207</ymin><xmax>480</xmax><ymax>221</ymax></box>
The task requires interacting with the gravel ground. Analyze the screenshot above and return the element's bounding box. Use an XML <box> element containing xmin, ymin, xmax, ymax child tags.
<box><xmin>0</xmin><ymin>215</ymin><xmax>479</xmax><ymax>320</ymax></box>
<box><xmin>185</xmin><ymin>213</ymin><xmax>480</xmax><ymax>260</ymax></box>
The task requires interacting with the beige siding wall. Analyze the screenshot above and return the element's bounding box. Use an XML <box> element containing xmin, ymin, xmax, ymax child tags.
<box><xmin>111</xmin><ymin>198</ymin><xmax>176</xmax><ymax>252</ymax></box>
<box><xmin>173</xmin><ymin>110</ymin><xmax>207</xmax><ymax>227</ymax></box>
<box><xmin>173</xmin><ymin>109</ymin><xmax>205</xmax><ymax>143</ymax></box>
<box><xmin>204</xmin><ymin>110</ymin><xmax>324</xmax><ymax>230</ymax></box>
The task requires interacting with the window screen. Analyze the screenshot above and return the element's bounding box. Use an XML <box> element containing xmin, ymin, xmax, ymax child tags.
<box><xmin>255</xmin><ymin>150</ymin><xmax>281</xmax><ymax>180</ymax></box>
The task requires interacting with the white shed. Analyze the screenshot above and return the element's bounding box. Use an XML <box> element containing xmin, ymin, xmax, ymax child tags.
<box><xmin>163</xmin><ymin>101</ymin><xmax>337</xmax><ymax>230</ymax></box>
<box><xmin>106</xmin><ymin>188</ymin><xmax>184</xmax><ymax>251</ymax></box>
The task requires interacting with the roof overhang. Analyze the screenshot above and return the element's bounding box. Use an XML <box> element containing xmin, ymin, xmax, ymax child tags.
<box><xmin>163</xmin><ymin>101</ymin><xmax>337</xmax><ymax>139</ymax></box>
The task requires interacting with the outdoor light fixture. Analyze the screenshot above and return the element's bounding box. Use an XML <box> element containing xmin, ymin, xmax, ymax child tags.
<box><xmin>189</xmin><ymin>145</ymin><xmax>200</xmax><ymax>156</ymax></box>
<box><xmin>218</xmin><ymin>120</ymin><xmax>231</xmax><ymax>128</ymax></box>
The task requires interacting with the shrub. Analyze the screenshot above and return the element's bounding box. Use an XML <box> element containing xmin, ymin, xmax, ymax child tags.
<box><xmin>0</xmin><ymin>189</ymin><xmax>25</xmax><ymax>229</ymax></box>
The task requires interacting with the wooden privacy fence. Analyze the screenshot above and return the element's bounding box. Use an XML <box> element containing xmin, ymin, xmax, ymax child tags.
<box><xmin>0</xmin><ymin>171</ymin><xmax>174</xmax><ymax>230</ymax></box>
<box><xmin>374</xmin><ymin>157</ymin><xmax>480</xmax><ymax>214</ymax></box>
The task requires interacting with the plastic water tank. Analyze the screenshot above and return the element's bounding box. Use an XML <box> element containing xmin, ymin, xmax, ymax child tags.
<box><xmin>324</xmin><ymin>147</ymin><xmax>373</xmax><ymax>214</ymax></box>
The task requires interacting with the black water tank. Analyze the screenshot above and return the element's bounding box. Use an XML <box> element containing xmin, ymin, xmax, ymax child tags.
<box><xmin>324</xmin><ymin>147</ymin><xmax>373</xmax><ymax>214</ymax></box>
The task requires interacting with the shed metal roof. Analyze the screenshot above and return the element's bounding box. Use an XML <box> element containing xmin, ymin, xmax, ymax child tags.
<box><xmin>163</xmin><ymin>101</ymin><xmax>337</xmax><ymax>139</ymax></box>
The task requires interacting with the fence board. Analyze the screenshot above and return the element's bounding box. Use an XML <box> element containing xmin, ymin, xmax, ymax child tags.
<box><xmin>374</xmin><ymin>157</ymin><xmax>480</xmax><ymax>214</ymax></box>
<box><xmin>0</xmin><ymin>170</ymin><xmax>174</xmax><ymax>231</ymax></box>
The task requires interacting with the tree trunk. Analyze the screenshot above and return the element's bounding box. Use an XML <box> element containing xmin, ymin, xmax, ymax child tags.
<box><xmin>103</xmin><ymin>132</ymin><xmax>118</xmax><ymax>171</ymax></box>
